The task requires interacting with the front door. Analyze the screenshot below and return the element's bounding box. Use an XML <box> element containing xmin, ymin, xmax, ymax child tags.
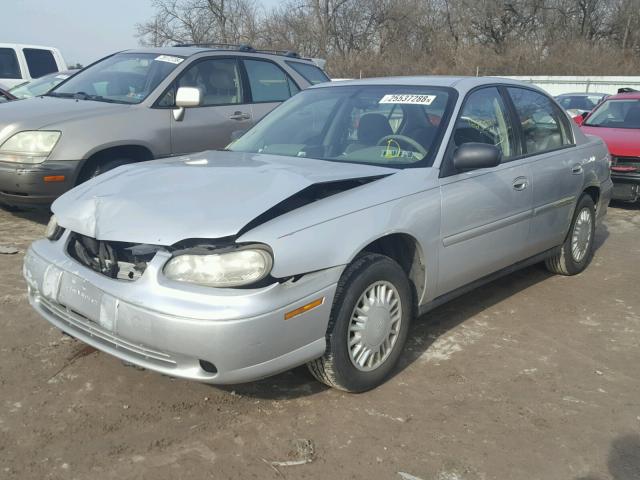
<box><xmin>506</xmin><ymin>87</ymin><xmax>584</xmax><ymax>252</ymax></box>
<box><xmin>169</xmin><ymin>57</ymin><xmax>252</xmax><ymax>154</ymax></box>
<box><xmin>437</xmin><ymin>87</ymin><xmax>533</xmax><ymax>296</ymax></box>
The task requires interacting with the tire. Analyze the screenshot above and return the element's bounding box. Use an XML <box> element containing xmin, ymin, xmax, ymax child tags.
<box><xmin>79</xmin><ymin>158</ymin><xmax>132</xmax><ymax>184</ymax></box>
<box><xmin>545</xmin><ymin>193</ymin><xmax>596</xmax><ymax>276</ymax></box>
<box><xmin>307</xmin><ymin>253</ymin><xmax>413</xmax><ymax>392</ymax></box>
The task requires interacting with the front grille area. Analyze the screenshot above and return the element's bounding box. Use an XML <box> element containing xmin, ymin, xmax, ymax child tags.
<box><xmin>612</xmin><ymin>156</ymin><xmax>640</xmax><ymax>172</ymax></box>
<box><xmin>36</xmin><ymin>294</ymin><xmax>176</xmax><ymax>368</ymax></box>
<box><xmin>67</xmin><ymin>233</ymin><xmax>162</xmax><ymax>281</ymax></box>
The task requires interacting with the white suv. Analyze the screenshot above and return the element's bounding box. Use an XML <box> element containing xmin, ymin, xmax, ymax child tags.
<box><xmin>0</xmin><ymin>43</ymin><xmax>67</xmax><ymax>88</ymax></box>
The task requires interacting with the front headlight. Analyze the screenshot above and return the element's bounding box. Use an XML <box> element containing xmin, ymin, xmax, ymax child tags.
<box><xmin>44</xmin><ymin>214</ymin><xmax>64</xmax><ymax>241</ymax></box>
<box><xmin>0</xmin><ymin>131</ymin><xmax>61</xmax><ymax>163</ymax></box>
<box><xmin>164</xmin><ymin>247</ymin><xmax>273</xmax><ymax>287</ymax></box>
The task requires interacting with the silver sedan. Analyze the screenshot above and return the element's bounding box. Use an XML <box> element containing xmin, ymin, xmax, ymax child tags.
<box><xmin>24</xmin><ymin>76</ymin><xmax>613</xmax><ymax>391</ymax></box>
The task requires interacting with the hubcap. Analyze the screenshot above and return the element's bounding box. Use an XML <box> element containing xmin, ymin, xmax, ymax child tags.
<box><xmin>571</xmin><ymin>207</ymin><xmax>593</xmax><ymax>262</ymax></box>
<box><xmin>347</xmin><ymin>281</ymin><xmax>402</xmax><ymax>372</ymax></box>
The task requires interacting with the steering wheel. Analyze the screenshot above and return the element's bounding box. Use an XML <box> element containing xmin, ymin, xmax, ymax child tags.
<box><xmin>376</xmin><ymin>135</ymin><xmax>427</xmax><ymax>156</ymax></box>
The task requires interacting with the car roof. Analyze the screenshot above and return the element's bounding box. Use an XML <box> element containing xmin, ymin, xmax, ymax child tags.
<box><xmin>604</xmin><ymin>91</ymin><xmax>640</xmax><ymax>101</ymax></box>
<box><xmin>120</xmin><ymin>46</ymin><xmax>318</xmax><ymax>63</ymax></box>
<box><xmin>0</xmin><ymin>43</ymin><xmax>62</xmax><ymax>51</ymax></box>
<box><xmin>556</xmin><ymin>92</ymin><xmax>608</xmax><ymax>97</ymax></box>
<box><xmin>312</xmin><ymin>75</ymin><xmax>541</xmax><ymax>93</ymax></box>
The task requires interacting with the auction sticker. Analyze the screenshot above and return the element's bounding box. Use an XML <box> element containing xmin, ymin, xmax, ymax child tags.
<box><xmin>154</xmin><ymin>55</ymin><xmax>184</xmax><ymax>64</ymax></box>
<box><xmin>379</xmin><ymin>94</ymin><xmax>436</xmax><ymax>105</ymax></box>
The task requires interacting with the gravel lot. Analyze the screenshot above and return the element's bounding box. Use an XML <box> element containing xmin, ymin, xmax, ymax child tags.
<box><xmin>1</xmin><ymin>203</ymin><xmax>639</xmax><ymax>480</ymax></box>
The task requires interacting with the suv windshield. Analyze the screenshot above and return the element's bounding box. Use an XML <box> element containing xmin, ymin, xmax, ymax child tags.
<box><xmin>585</xmin><ymin>99</ymin><xmax>640</xmax><ymax>129</ymax></box>
<box><xmin>49</xmin><ymin>53</ymin><xmax>184</xmax><ymax>104</ymax></box>
<box><xmin>229</xmin><ymin>85</ymin><xmax>454</xmax><ymax>168</ymax></box>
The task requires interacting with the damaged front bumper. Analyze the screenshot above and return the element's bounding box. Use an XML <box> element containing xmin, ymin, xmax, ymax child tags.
<box><xmin>24</xmin><ymin>235</ymin><xmax>340</xmax><ymax>384</ymax></box>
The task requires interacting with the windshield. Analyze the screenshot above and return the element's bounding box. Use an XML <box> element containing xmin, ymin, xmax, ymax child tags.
<box><xmin>585</xmin><ymin>99</ymin><xmax>640</xmax><ymax>128</ymax></box>
<box><xmin>49</xmin><ymin>53</ymin><xmax>184</xmax><ymax>104</ymax></box>
<box><xmin>557</xmin><ymin>95</ymin><xmax>603</xmax><ymax>111</ymax></box>
<box><xmin>228</xmin><ymin>85</ymin><xmax>454</xmax><ymax>168</ymax></box>
<box><xmin>10</xmin><ymin>71</ymin><xmax>74</xmax><ymax>99</ymax></box>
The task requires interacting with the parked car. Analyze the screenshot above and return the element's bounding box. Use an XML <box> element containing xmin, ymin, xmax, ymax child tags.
<box><xmin>556</xmin><ymin>92</ymin><xmax>608</xmax><ymax>119</ymax></box>
<box><xmin>7</xmin><ymin>69</ymin><xmax>78</xmax><ymax>100</ymax></box>
<box><xmin>580</xmin><ymin>90</ymin><xmax>640</xmax><ymax>202</ymax></box>
<box><xmin>0</xmin><ymin>45</ymin><xmax>329</xmax><ymax>208</ymax></box>
<box><xmin>24</xmin><ymin>76</ymin><xmax>612</xmax><ymax>392</ymax></box>
<box><xmin>0</xmin><ymin>86</ymin><xmax>16</xmax><ymax>103</ymax></box>
<box><xmin>0</xmin><ymin>43</ymin><xmax>67</xmax><ymax>89</ymax></box>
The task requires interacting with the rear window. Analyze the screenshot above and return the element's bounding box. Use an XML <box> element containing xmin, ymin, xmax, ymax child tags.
<box><xmin>286</xmin><ymin>61</ymin><xmax>330</xmax><ymax>85</ymax></box>
<box><xmin>23</xmin><ymin>48</ymin><xmax>58</xmax><ymax>78</ymax></box>
<box><xmin>244</xmin><ymin>59</ymin><xmax>298</xmax><ymax>102</ymax></box>
<box><xmin>0</xmin><ymin>48</ymin><xmax>21</xmax><ymax>79</ymax></box>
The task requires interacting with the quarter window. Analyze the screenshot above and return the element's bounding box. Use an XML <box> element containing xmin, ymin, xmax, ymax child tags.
<box><xmin>0</xmin><ymin>48</ymin><xmax>21</xmax><ymax>79</ymax></box>
<box><xmin>174</xmin><ymin>58</ymin><xmax>243</xmax><ymax>107</ymax></box>
<box><xmin>285</xmin><ymin>61</ymin><xmax>330</xmax><ymax>85</ymax></box>
<box><xmin>453</xmin><ymin>87</ymin><xmax>516</xmax><ymax>160</ymax></box>
<box><xmin>243</xmin><ymin>60</ymin><xmax>298</xmax><ymax>102</ymax></box>
<box><xmin>23</xmin><ymin>48</ymin><xmax>58</xmax><ymax>78</ymax></box>
<box><xmin>508</xmin><ymin>87</ymin><xmax>572</xmax><ymax>155</ymax></box>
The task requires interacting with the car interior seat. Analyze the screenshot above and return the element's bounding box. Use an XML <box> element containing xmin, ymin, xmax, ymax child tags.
<box><xmin>345</xmin><ymin>113</ymin><xmax>393</xmax><ymax>153</ymax></box>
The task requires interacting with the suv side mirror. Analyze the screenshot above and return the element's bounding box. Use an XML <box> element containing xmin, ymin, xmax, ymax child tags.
<box><xmin>173</xmin><ymin>87</ymin><xmax>202</xmax><ymax>121</ymax></box>
<box><xmin>453</xmin><ymin>143</ymin><xmax>502</xmax><ymax>171</ymax></box>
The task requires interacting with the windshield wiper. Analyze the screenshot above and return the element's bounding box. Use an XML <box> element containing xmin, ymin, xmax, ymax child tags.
<box><xmin>45</xmin><ymin>92</ymin><xmax>75</xmax><ymax>98</ymax></box>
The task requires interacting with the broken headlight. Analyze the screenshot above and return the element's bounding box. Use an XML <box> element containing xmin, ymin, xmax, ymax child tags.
<box><xmin>163</xmin><ymin>246</ymin><xmax>273</xmax><ymax>288</ymax></box>
<box><xmin>45</xmin><ymin>215</ymin><xmax>64</xmax><ymax>241</ymax></box>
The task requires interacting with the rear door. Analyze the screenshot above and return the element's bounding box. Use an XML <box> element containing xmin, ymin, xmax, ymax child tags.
<box><xmin>242</xmin><ymin>59</ymin><xmax>300</xmax><ymax>124</ymax></box>
<box><xmin>506</xmin><ymin>87</ymin><xmax>583</xmax><ymax>252</ymax></box>
<box><xmin>437</xmin><ymin>86</ymin><xmax>533</xmax><ymax>295</ymax></box>
<box><xmin>167</xmin><ymin>57</ymin><xmax>252</xmax><ymax>154</ymax></box>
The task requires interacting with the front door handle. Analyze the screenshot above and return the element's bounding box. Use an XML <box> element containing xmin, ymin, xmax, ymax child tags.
<box><xmin>512</xmin><ymin>177</ymin><xmax>529</xmax><ymax>191</ymax></box>
<box><xmin>229</xmin><ymin>111</ymin><xmax>251</xmax><ymax>121</ymax></box>
<box><xmin>571</xmin><ymin>164</ymin><xmax>584</xmax><ymax>175</ymax></box>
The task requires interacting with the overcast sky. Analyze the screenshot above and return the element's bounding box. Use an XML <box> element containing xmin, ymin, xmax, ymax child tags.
<box><xmin>2</xmin><ymin>0</ymin><xmax>279</xmax><ymax>66</ymax></box>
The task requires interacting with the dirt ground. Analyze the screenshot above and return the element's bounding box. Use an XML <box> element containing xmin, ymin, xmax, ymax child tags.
<box><xmin>1</xmin><ymin>203</ymin><xmax>639</xmax><ymax>480</ymax></box>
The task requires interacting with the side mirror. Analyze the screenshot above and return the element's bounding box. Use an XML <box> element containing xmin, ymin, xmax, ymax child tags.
<box><xmin>173</xmin><ymin>87</ymin><xmax>201</xmax><ymax>121</ymax></box>
<box><xmin>453</xmin><ymin>143</ymin><xmax>502</xmax><ymax>171</ymax></box>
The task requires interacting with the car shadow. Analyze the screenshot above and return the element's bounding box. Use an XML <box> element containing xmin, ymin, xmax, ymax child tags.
<box><xmin>576</xmin><ymin>433</ymin><xmax>640</xmax><ymax>480</ymax></box>
<box><xmin>610</xmin><ymin>200</ymin><xmax>640</xmax><ymax>211</ymax></box>
<box><xmin>0</xmin><ymin>204</ymin><xmax>50</xmax><ymax>225</ymax></box>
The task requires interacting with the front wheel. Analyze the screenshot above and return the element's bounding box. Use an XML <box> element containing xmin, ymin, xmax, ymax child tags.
<box><xmin>307</xmin><ymin>253</ymin><xmax>413</xmax><ymax>392</ymax></box>
<box><xmin>545</xmin><ymin>194</ymin><xmax>596</xmax><ymax>275</ymax></box>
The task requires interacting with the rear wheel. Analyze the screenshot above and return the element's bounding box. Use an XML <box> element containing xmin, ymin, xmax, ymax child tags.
<box><xmin>307</xmin><ymin>253</ymin><xmax>413</xmax><ymax>392</ymax></box>
<box><xmin>545</xmin><ymin>194</ymin><xmax>596</xmax><ymax>275</ymax></box>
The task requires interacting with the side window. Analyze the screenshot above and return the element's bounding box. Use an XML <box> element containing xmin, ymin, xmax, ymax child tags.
<box><xmin>244</xmin><ymin>60</ymin><xmax>297</xmax><ymax>102</ymax></box>
<box><xmin>174</xmin><ymin>58</ymin><xmax>243</xmax><ymax>107</ymax></box>
<box><xmin>23</xmin><ymin>48</ymin><xmax>58</xmax><ymax>78</ymax></box>
<box><xmin>0</xmin><ymin>48</ymin><xmax>21</xmax><ymax>79</ymax></box>
<box><xmin>508</xmin><ymin>87</ymin><xmax>572</xmax><ymax>155</ymax></box>
<box><xmin>453</xmin><ymin>87</ymin><xmax>516</xmax><ymax>160</ymax></box>
<box><xmin>285</xmin><ymin>61</ymin><xmax>330</xmax><ymax>85</ymax></box>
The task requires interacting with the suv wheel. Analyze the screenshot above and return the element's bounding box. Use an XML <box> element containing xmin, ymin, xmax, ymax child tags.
<box><xmin>79</xmin><ymin>158</ymin><xmax>132</xmax><ymax>183</ymax></box>
<box><xmin>307</xmin><ymin>253</ymin><xmax>412</xmax><ymax>392</ymax></box>
<box><xmin>545</xmin><ymin>194</ymin><xmax>596</xmax><ymax>275</ymax></box>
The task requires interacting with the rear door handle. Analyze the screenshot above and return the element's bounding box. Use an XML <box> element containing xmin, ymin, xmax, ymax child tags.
<box><xmin>229</xmin><ymin>111</ymin><xmax>251</xmax><ymax>121</ymax></box>
<box><xmin>571</xmin><ymin>164</ymin><xmax>584</xmax><ymax>175</ymax></box>
<box><xmin>512</xmin><ymin>177</ymin><xmax>529</xmax><ymax>191</ymax></box>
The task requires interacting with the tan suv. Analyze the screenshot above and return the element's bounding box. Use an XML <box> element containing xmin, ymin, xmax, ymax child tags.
<box><xmin>0</xmin><ymin>44</ymin><xmax>329</xmax><ymax>208</ymax></box>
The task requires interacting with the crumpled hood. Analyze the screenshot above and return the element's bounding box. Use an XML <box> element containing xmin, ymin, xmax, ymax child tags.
<box><xmin>0</xmin><ymin>96</ymin><xmax>126</xmax><ymax>141</ymax></box>
<box><xmin>52</xmin><ymin>151</ymin><xmax>395</xmax><ymax>245</ymax></box>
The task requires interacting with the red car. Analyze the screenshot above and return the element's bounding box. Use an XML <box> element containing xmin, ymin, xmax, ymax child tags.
<box><xmin>580</xmin><ymin>90</ymin><xmax>640</xmax><ymax>202</ymax></box>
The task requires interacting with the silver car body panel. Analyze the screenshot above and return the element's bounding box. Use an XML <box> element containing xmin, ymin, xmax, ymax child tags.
<box><xmin>25</xmin><ymin>75</ymin><xmax>614</xmax><ymax>383</ymax></box>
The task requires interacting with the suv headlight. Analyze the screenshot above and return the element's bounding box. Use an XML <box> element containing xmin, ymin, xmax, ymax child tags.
<box><xmin>0</xmin><ymin>131</ymin><xmax>61</xmax><ymax>163</ymax></box>
<box><xmin>164</xmin><ymin>247</ymin><xmax>273</xmax><ymax>287</ymax></box>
